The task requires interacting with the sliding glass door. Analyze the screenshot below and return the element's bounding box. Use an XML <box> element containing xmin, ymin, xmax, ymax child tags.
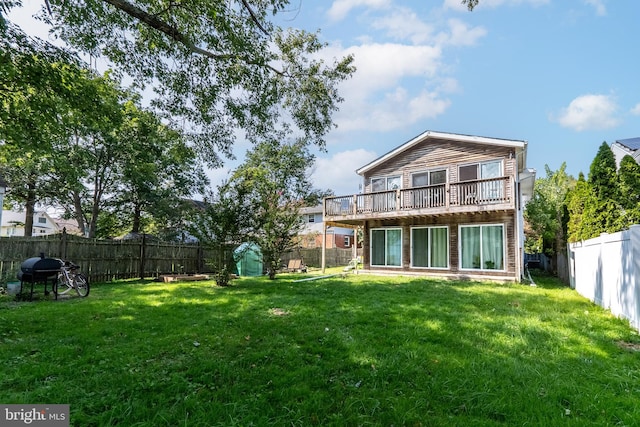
<box><xmin>459</xmin><ymin>224</ymin><xmax>504</xmax><ymax>270</ymax></box>
<box><xmin>371</xmin><ymin>228</ymin><xmax>402</xmax><ymax>267</ymax></box>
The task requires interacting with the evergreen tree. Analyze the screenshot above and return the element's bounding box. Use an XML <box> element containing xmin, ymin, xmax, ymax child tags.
<box><xmin>618</xmin><ymin>155</ymin><xmax>640</xmax><ymax>227</ymax></box>
<box><xmin>566</xmin><ymin>172</ymin><xmax>598</xmax><ymax>242</ymax></box>
<box><xmin>588</xmin><ymin>142</ymin><xmax>620</xmax><ymax>234</ymax></box>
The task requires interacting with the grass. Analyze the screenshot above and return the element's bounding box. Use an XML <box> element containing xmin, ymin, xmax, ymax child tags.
<box><xmin>1</xmin><ymin>271</ymin><xmax>640</xmax><ymax>426</ymax></box>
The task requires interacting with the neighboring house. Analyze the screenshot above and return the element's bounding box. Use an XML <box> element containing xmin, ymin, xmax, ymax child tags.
<box><xmin>1</xmin><ymin>210</ymin><xmax>60</xmax><ymax>237</ymax></box>
<box><xmin>298</xmin><ymin>205</ymin><xmax>355</xmax><ymax>249</ymax></box>
<box><xmin>322</xmin><ymin>130</ymin><xmax>536</xmax><ymax>282</ymax></box>
<box><xmin>611</xmin><ymin>137</ymin><xmax>640</xmax><ymax>167</ymax></box>
<box><xmin>53</xmin><ymin>218</ymin><xmax>84</xmax><ymax>236</ymax></box>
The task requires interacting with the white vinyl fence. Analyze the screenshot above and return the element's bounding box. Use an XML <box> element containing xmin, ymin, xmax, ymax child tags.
<box><xmin>568</xmin><ymin>225</ymin><xmax>640</xmax><ymax>332</ymax></box>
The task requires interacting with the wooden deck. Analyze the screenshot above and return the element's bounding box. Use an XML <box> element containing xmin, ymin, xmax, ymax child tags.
<box><xmin>324</xmin><ymin>177</ymin><xmax>515</xmax><ymax>225</ymax></box>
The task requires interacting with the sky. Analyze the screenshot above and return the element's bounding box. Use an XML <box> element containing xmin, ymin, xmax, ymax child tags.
<box><xmin>8</xmin><ymin>0</ymin><xmax>640</xmax><ymax>197</ymax></box>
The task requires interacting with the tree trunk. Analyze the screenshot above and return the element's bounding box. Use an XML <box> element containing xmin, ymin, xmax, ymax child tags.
<box><xmin>24</xmin><ymin>178</ymin><xmax>36</xmax><ymax>237</ymax></box>
<box><xmin>72</xmin><ymin>191</ymin><xmax>87</xmax><ymax>237</ymax></box>
<box><xmin>132</xmin><ymin>202</ymin><xmax>141</xmax><ymax>233</ymax></box>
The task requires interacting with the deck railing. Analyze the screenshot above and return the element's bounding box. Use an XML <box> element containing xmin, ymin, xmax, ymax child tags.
<box><xmin>325</xmin><ymin>176</ymin><xmax>512</xmax><ymax>218</ymax></box>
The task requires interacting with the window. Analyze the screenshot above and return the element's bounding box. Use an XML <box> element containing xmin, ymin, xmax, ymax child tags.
<box><xmin>371</xmin><ymin>175</ymin><xmax>401</xmax><ymax>211</ymax></box>
<box><xmin>411</xmin><ymin>170</ymin><xmax>446</xmax><ymax>187</ymax></box>
<box><xmin>38</xmin><ymin>217</ymin><xmax>47</xmax><ymax>224</ymax></box>
<box><xmin>344</xmin><ymin>236</ymin><xmax>351</xmax><ymax>247</ymax></box>
<box><xmin>371</xmin><ymin>228</ymin><xmax>402</xmax><ymax>267</ymax></box>
<box><xmin>411</xmin><ymin>170</ymin><xmax>447</xmax><ymax>208</ymax></box>
<box><xmin>459</xmin><ymin>224</ymin><xmax>504</xmax><ymax>271</ymax></box>
<box><xmin>308</xmin><ymin>214</ymin><xmax>315</xmax><ymax>223</ymax></box>
<box><xmin>411</xmin><ymin>226</ymin><xmax>448</xmax><ymax>269</ymax></box>
<box><xmin>458</xmin><ymin>160</ymin><xmax>503</xmax><ymax>203</ymax></box>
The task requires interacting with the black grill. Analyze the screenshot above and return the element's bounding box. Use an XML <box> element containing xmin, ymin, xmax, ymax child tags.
<box><xmin>17</xmin><ymin>254</ymin><xmax>63</xmax><ymax>300</ymax></box>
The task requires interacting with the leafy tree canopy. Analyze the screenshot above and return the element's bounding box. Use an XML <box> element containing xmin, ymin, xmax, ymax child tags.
<box><xmin>3</xmin><ymin>1</ymin><xmax>356</xmax><ymax>167</ymax></box>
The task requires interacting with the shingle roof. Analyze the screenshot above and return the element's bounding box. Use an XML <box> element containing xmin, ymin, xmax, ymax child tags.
<box><xmin>616</xmin><ymin>137</ymin><xmax>640</xmax><ymax>151</ymax></box>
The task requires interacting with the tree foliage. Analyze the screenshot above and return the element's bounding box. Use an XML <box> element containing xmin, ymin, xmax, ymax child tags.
<box><xmin>229</xmin><ymin>140</ymin><xmax>327</xmax><ymax>279</ymax></box>
<box><xmin>524</xmin><ymin>163</ymin><xmax>572</xmax><ymax>259</ymax></box>
<box><xmin>4</xmin><ymin>0</ymin><xmax>355</xmax><ymax>167</ymax></box>
<box><xmin>617</xmin><ymin>155</ymin><xmax>640</xmax><ymax>227</ymax></box>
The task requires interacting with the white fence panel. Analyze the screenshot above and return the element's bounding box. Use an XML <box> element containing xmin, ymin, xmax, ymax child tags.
<box><xmin>569</xmin><ymin>225</ymin><xmax>640</xmax><ymax>332</ymax></box>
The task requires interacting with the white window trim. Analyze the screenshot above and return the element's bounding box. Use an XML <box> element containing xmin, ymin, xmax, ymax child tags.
<box><xmin>410</xmin><ymin>225</ymin><xmax>449</xmax><ymax>270</ymax></box>
<box><xmin>370</xmin><ymin>227</ymin><xmax>403</xmax><ymax>268</ymax></box>
<box><xmin>371</xmin><ymin>175</ymin><xmax>402</xmax><ymax>191</ymax></box>
<box><xmin>458</xmin><ymin>223</ymin><xmax>506</xmax><ymax>272</ymax></box>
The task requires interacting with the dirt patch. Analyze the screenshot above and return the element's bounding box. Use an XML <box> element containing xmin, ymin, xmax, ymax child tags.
<box><xmin>616</xmin><ymin>340</ymin><xmax>640</xmax><ymax>351</ymax></box>
<box><xmin>269</xmin><ymin>308</ymin><xmax>290</xmax><ymax>316</ymax></box>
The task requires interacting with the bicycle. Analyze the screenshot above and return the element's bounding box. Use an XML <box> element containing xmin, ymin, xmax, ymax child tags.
<box><xmin>54</xmin><ymin>260</ymin><xmax>90</xmax><ymax>297</ymax></box>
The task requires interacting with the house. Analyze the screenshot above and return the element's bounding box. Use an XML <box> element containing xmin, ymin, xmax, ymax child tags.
<box><xmin>611</xmin><ymin>137</ymin><xmax>640</xmax><ymax>167</ymax></box>
<box><xmin>298</xmin><ymin>205</ymin><xmax>355</xmax><ymax>249</ymax></box>
<box><xmin>1</xmin><ymin>210</ymin><xmax>60</xmax><ymax>237</ymax></box>
<box><xmin>321</xmin><ymin>130</ymin><xmax>536</xmax><ymax>282</ymax></box>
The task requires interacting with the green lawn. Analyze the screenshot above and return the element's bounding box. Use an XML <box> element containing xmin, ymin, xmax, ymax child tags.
<box><xmin>1</xmin><ymin>272</ymin><xmax>639</xmax><ymax>426</ymax></box>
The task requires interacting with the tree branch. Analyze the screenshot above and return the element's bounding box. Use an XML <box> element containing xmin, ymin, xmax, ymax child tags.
<box><xmin>101</xmin><ymin>0</ymin><xmax>226</xmax><ymax>59</ymax></box>
<box><xmin>100</xmin><ymin>0</ymin><xmax>282</xmax><ymax>74</ymax></box>
<box><xmin>240</xmin><ymin>0</ymin><xmax>269</xmax><ymax>36</ymax></box>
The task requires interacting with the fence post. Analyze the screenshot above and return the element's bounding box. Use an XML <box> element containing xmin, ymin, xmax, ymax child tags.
<box><xmin>59</xmin><ymin>228</ymin><xmax>68</xmax><ymax>259</ymax></box>
<box><xmin>140</xmin><ymin>233</ymin><xmax>146</xmax><ymax>280</ymax></box>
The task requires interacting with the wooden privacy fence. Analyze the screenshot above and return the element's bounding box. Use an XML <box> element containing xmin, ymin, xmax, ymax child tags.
<box><xmin>0</xmin><ymin>231</ymin><xmax>215</xmax><ymax>284</ymax></box>
<box><xmin>281</xmin><ymin>247</ymin><xmax>362</xmax><ymax>269</ymax></box>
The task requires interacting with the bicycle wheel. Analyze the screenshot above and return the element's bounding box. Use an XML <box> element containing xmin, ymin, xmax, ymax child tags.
<box><xmin>74</xmin><ymin>274</ymin><xmax>90</xmax><ymax>297</ymax></box>
<box><xmin>55</xmin><ymin>272</ymin><xmax>74</xmax><ymax>296</ymax></box>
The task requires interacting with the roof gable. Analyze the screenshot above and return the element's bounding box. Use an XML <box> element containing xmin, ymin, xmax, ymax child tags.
<box><xmin>356</xmin><ymin>130</ymin><xmax>527</xmax><ymax>176</ymax></box>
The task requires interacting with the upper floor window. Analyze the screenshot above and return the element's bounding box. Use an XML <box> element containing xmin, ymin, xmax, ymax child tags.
<box><xmin>411</xmin><ymin>169</ymin><xmax>446</xmax><ymax>187</ymax></box>
<box><xmin>38</xmin><ymin>217</ymin><xmax>47</xmax><ymax>224</ymax></box>
<box><xmin>371</xmin><ymin>175</ymin><xmax>401</xmax><ymax>192</ymax></box>
<box><xmin>307</xmin><ymin>214</ymin><xmax>315</xmax><ymax>223</ymax></box>
<box><xmin>459</xmin><ymin>160</ymin><xmax>502</xmax><ymax>181</ymax></box>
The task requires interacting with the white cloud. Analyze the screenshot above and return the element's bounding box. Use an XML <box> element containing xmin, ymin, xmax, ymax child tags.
<box><xmin>584</xmin><ymin>0</ymin><xmax>606</xmax><ymax>16</ymax></box>
<box><xmin>443</xmin><ymin>0</ymin><xmax>550</xmax><ymax>11</ymax></box>
<box><xmin>312</xmin><ymin>149</ymin><xmax>379</xmax><ymax>196</ymax></box>
<box><xmin>327</xmin><ymin>0</ymin><xmax>391</xmax><ymax>22</ymax></box>
<box><xmin>631</xmin><ymin>103</ymin><xmax>640</xmax><ymax>116</ymax></box>
<box><xmin>372</xmin><ymin>11</ymin><xmax>486</xmax><ymax>47</ymax></box>
<box><xmin>554</xmin><ymin>94</ymin><xmax>621</xmax><ymax>131</ymax></box>
<box><xmin>320</xmin><ymin>42</ymin><xmax>455</xmax><ymax>132</ymax></box>
<box><xmin>372</xmin><ymin>9</ymin><xmax>436</xmax><ymax>44</ymax></box>
<box><xmin>440</xmin><ymin>18</ymin><xmax>487</xmax><ymax>46</ymax></box>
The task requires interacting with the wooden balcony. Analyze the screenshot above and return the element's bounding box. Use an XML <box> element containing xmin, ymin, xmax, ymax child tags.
<box><xmin>324</xmin><ymin>177</ymin><xmax>515</xmax><ymax>225</ymax></box>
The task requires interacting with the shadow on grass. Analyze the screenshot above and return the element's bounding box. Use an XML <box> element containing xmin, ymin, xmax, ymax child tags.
<box><xmin>1</xmin><ymin>272</ymin><xmax>639</xmax><ymax>426</ymax></box>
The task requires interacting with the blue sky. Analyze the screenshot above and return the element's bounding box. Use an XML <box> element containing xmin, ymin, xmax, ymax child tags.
<box><xmin>9</xmin><ymin>0</ymin><xmax>640</xmax><ymax>196</ymax></box>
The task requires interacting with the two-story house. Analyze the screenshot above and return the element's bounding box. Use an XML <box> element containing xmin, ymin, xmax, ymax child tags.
<box><xmin>1</xmin><ymin>210</ymin><xmax>60</xmax><ymax>236</ymax></box>
<box><xmin>322</xmin><ymin>130</ymin><xmax>535</xmax><ymax>282</ymax></box>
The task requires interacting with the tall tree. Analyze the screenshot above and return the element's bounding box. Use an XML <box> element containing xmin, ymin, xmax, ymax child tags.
<box><xmin>0</xmin><ymin>26</ymin><xmax>88</xmax><ymax>235</ymax></box>
<box><xmin>566</xmin><ymin>172</ymin><xmax>598</xmax><ymax>242</ymax></box>
<box><xmin>105</xmin><ymin>102</ymin><xmax>208</xmax><ymax>238</ymax></box>
<box><xmin>588</xmin><ymin>141</ymin><xmax>620</xmax><ymax>234</ymax></box>
<box><xmin>524</xmin><ymin>163</ymin><xmax>573</xmax><ymax>272</ymax></box>
<box><xmin>4</xmin><ymin>1</ymin><xmax>355</xmax><ymax>167</ymax></box>
<box><xmin>617</xmin><ymin>155</ymin><xmax>640</xmax><ymax>228</ymax></box>
<box><xmin>228</xmin><ymin>139</ymin><xmax>328</xmax><ymax>279</ymax></box>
